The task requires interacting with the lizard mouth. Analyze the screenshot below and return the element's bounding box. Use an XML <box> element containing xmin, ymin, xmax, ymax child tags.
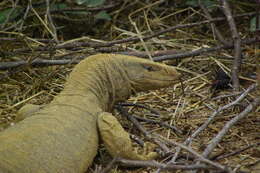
<box><xmin>144</xmin><ymin>77</ymin><xmax>178</xmax><ymax>82</ymax></box>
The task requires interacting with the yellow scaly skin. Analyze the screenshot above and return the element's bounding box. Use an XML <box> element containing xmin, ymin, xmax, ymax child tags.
<box><xmin>0</xmin><ymin>54</ymin><xmax>180</xmax><ymax>173</ymax></box>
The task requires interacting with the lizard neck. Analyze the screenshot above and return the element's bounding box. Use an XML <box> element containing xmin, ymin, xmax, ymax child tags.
<box><xmin>60</xmin><ymin>58</ymin><xmax>132</xmax><ymax>112</ymax></box>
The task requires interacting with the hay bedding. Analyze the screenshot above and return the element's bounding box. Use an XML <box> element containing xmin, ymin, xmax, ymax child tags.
<box><xmin>0</xmin><ymin>55</ymin><xmax>258</xmax><ymax>173</ymax></box>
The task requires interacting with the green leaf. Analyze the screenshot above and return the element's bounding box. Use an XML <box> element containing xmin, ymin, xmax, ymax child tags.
<box><xmin>0</xmin><ymin>8</ymin><xmax>22</xmax><ymax>24</ymax></box>
<box><xmin>250</xmin><ymin>16</ymin><xmax>260</xmax><ymax>32</ymax></box>
<box><xmin>50</xmin><ymin>3</ymin><xmax>67</xmax><ymax>10</ymax></box>
<box><xmin>185</xmin><ymin>0</ymin><xmax>198</xmax><ymax>7</ymax></box>
<box><xmin>76</xmin><ymin>0</ymin><xmax>105</xmax><ymax>6</ymax></box>
<box><xmin>76</xmin><ymin>0</ymin><xmax>88</xmax><ymax>5</ymax></box>
<box><xmin>202</xmin><ymin>0</ymin><xmax>216</xmax><ymax>8</ymax></box>
<box><xmin>94</xmin><ymin>11</ymin><xmax>111</xmax><ymax>20</ymax></box>
<box><xmin>85</xmin><ymin>0</ymin><xmax>105</xmax><ymax>7</ymax></box>
<box><xmin>185</xmin><ymin>0</ymin><xmax>216</xmax><ymax>8</ymax></box>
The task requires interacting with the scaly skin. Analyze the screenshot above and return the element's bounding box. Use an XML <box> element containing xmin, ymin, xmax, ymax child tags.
<box><xmin>0</xmin><ymin>54</ymin><xmax>180</xmax><ymax>173</ymax></box>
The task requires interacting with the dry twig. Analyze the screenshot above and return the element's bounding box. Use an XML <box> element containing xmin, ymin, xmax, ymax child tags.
<box><xmin>198</xmin><ymin>0</ymin><xmax>228</xmax><ymax>45</ymax></box>
<box><xmin>116</xmin><ymin>106</ymin><xmax>170</xmax><ymax>154</ymax></box>
<box><xmin>162</xmin><ymin>84</ymin><xmax>257</xmax><ymax>168</ymax></box>
<box><xmin>202</xmin><ymin>97</ymin><xmax>260</xmax><ymax>158</ymax></box>
<box><xmin>155</xmin><ymin>135</ymin><xmax>234</xmax><ymax>173</ymax></box>
<box><xmin>1</xmin><ymin>37</ymin><xmax>259</xmax><ymax>71</ymax></box>
<box><xmin>45</xmin><ymin>0</ymin><xmax>58</xmax><ymax>43</ymax></box>
<box><xmin>3</xmin><ymin>12</ymin><xmax>256</xmax><ymax>53</ymax></box>
<box><xmin>116</xmin><ymin>158</ymin><xmax>213</xmax><ymax>171</ymax></box>
<box><xmin>153</xmin><ymin>37</ymin><xmax>259</xmax><ymax>61</ymax></box>
<box><xmin>98</xmin><ymin>157</ymin><xmax>118</xmax><ymax>173</ymax></box>
<box><xmin>192</xmin><ymin>97</ymin><xmax>260</xmax><ymax>173</ymax></box>
<box><xmin>211</xmin><ymin>142</ymin><xmax>260</xmax><ymax>161</ymax></box>
<box><xmin>219</xmin><ymin>0</ymin><xmax>242</xmax><ymax>91</ymax></box>
<box><xmin>117</xmin><ymin>102</ymin><xmax>183</xmax><ymax>134</ymax></box>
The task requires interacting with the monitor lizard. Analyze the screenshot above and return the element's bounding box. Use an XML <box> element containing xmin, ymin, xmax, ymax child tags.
<box><xmin>0</xmin><ymin>54</ymin><xmax>180</xmax><ymax>173</ymax></box>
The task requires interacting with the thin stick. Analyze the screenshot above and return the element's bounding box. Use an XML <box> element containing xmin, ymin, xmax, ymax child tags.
<box><xmin>219</xmin><ymin>0</ymin><xmax>242</xmax><ymax>91</ymax></box>
<box><xmin>1</xmin><ymin>37</ymin><xmax>259</xmax><ymax>71</ymax></box>
<box><xmin>202</xmin><ymin>98</ymin><xmax>260</xmax><ymax>158</ymax></box>
<box><xmin>45</xmin><ymin>0</ymin><xmax>58</xmax><ymax>43</ymax></box>
<box><xmin>153</xmin><ymin>37</ymin><xmax>259</xmax><ymax>61</ymax></box>
<box><xmin>29</xmin><ymin>0</ymin><xmax>56</xmax><ymax>40</ymax></box>
<box><xmin>116</xmin><ymin>158</ymin><xmax>213</xmax><ymax>170</ymax></box>
<box><xmin>199</xmin><ymin>0</ymin><xmax>228</xmax><ymax>45</ymax></box>
<box><xmin>192</xmin><ymin>97</ymin><xmax>260</xmax><ymax>173</ymax></box>
<box><xmin>116</xmin><ymin>106</ymin><xmax>150</xmax><ymax>137</ymax></box>
<box><xmin>155</xmin><ymin>134</ymin><xmax>234</xmax><ymax>173</ymax></box>
<box><xmin>5</xmin><ymin>12</ymin><xmax>257</xmax><ymax>52</ymax></box>
<box><xmin>211</xmin><ymin>142</ymin><xmax>260</xmax><ymax>161</ymax></box>
<box><xmin>0</xmin><ymin>59</ymin><xmax>81</xmax><ymax>70</ymax></box>
<box><xmin>116</xmin><ymin>106</ymin><xmax>170</xmax><ymax>153</ymax></box>
<box><xmin>117</xmin><ymin>102</ymin><xmax>160</xmax><ymax>115</ymax></box>
<box><xmin>116</xmin><ymin>102</ymin><xmax>183</xmax><ymax>134</ymax></box>
<box><xmin>132</xmin><ymin>115</ymin><xmax>183</xmax><ymax>135</ymax></box>
<box><xmin>98</xmin><ymin>157</ymin><xmax>118</xmax><ymax>173</ymax></box>
<box><xmin>169</xmin><ymin>84</ymin><xmax>257</xmax><ymax>164</ymax></box>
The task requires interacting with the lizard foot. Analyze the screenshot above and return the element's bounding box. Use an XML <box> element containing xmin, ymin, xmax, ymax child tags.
<box><xmin>97</xmin><ymin>112</ymin><xmax>158</xmax><ymax>160</ymax></box>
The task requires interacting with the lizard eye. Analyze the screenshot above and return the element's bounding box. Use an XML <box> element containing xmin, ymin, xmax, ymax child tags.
<box><xmin>143</xmin><ymin>65</ymin><xmax>159</xmax><ymax>72</ymax></box>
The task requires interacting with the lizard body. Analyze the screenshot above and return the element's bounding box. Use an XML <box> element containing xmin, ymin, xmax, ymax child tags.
<box><xmin>0</xmin><ymin>54</ymin><xmax>180</xmax><ymax>173</ymax></box>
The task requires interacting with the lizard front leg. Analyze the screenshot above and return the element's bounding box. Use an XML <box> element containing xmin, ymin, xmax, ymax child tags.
<box><xmin>97</xmin><ymin>112</ymin><xmax>158</xmax><ymax>160</ymax></box>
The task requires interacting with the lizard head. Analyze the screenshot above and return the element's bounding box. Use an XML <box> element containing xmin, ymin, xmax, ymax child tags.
<box><xmin>122</xmin><ymin>57</ymin><xmax>180</xmax><ymax>92</ymax></box>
